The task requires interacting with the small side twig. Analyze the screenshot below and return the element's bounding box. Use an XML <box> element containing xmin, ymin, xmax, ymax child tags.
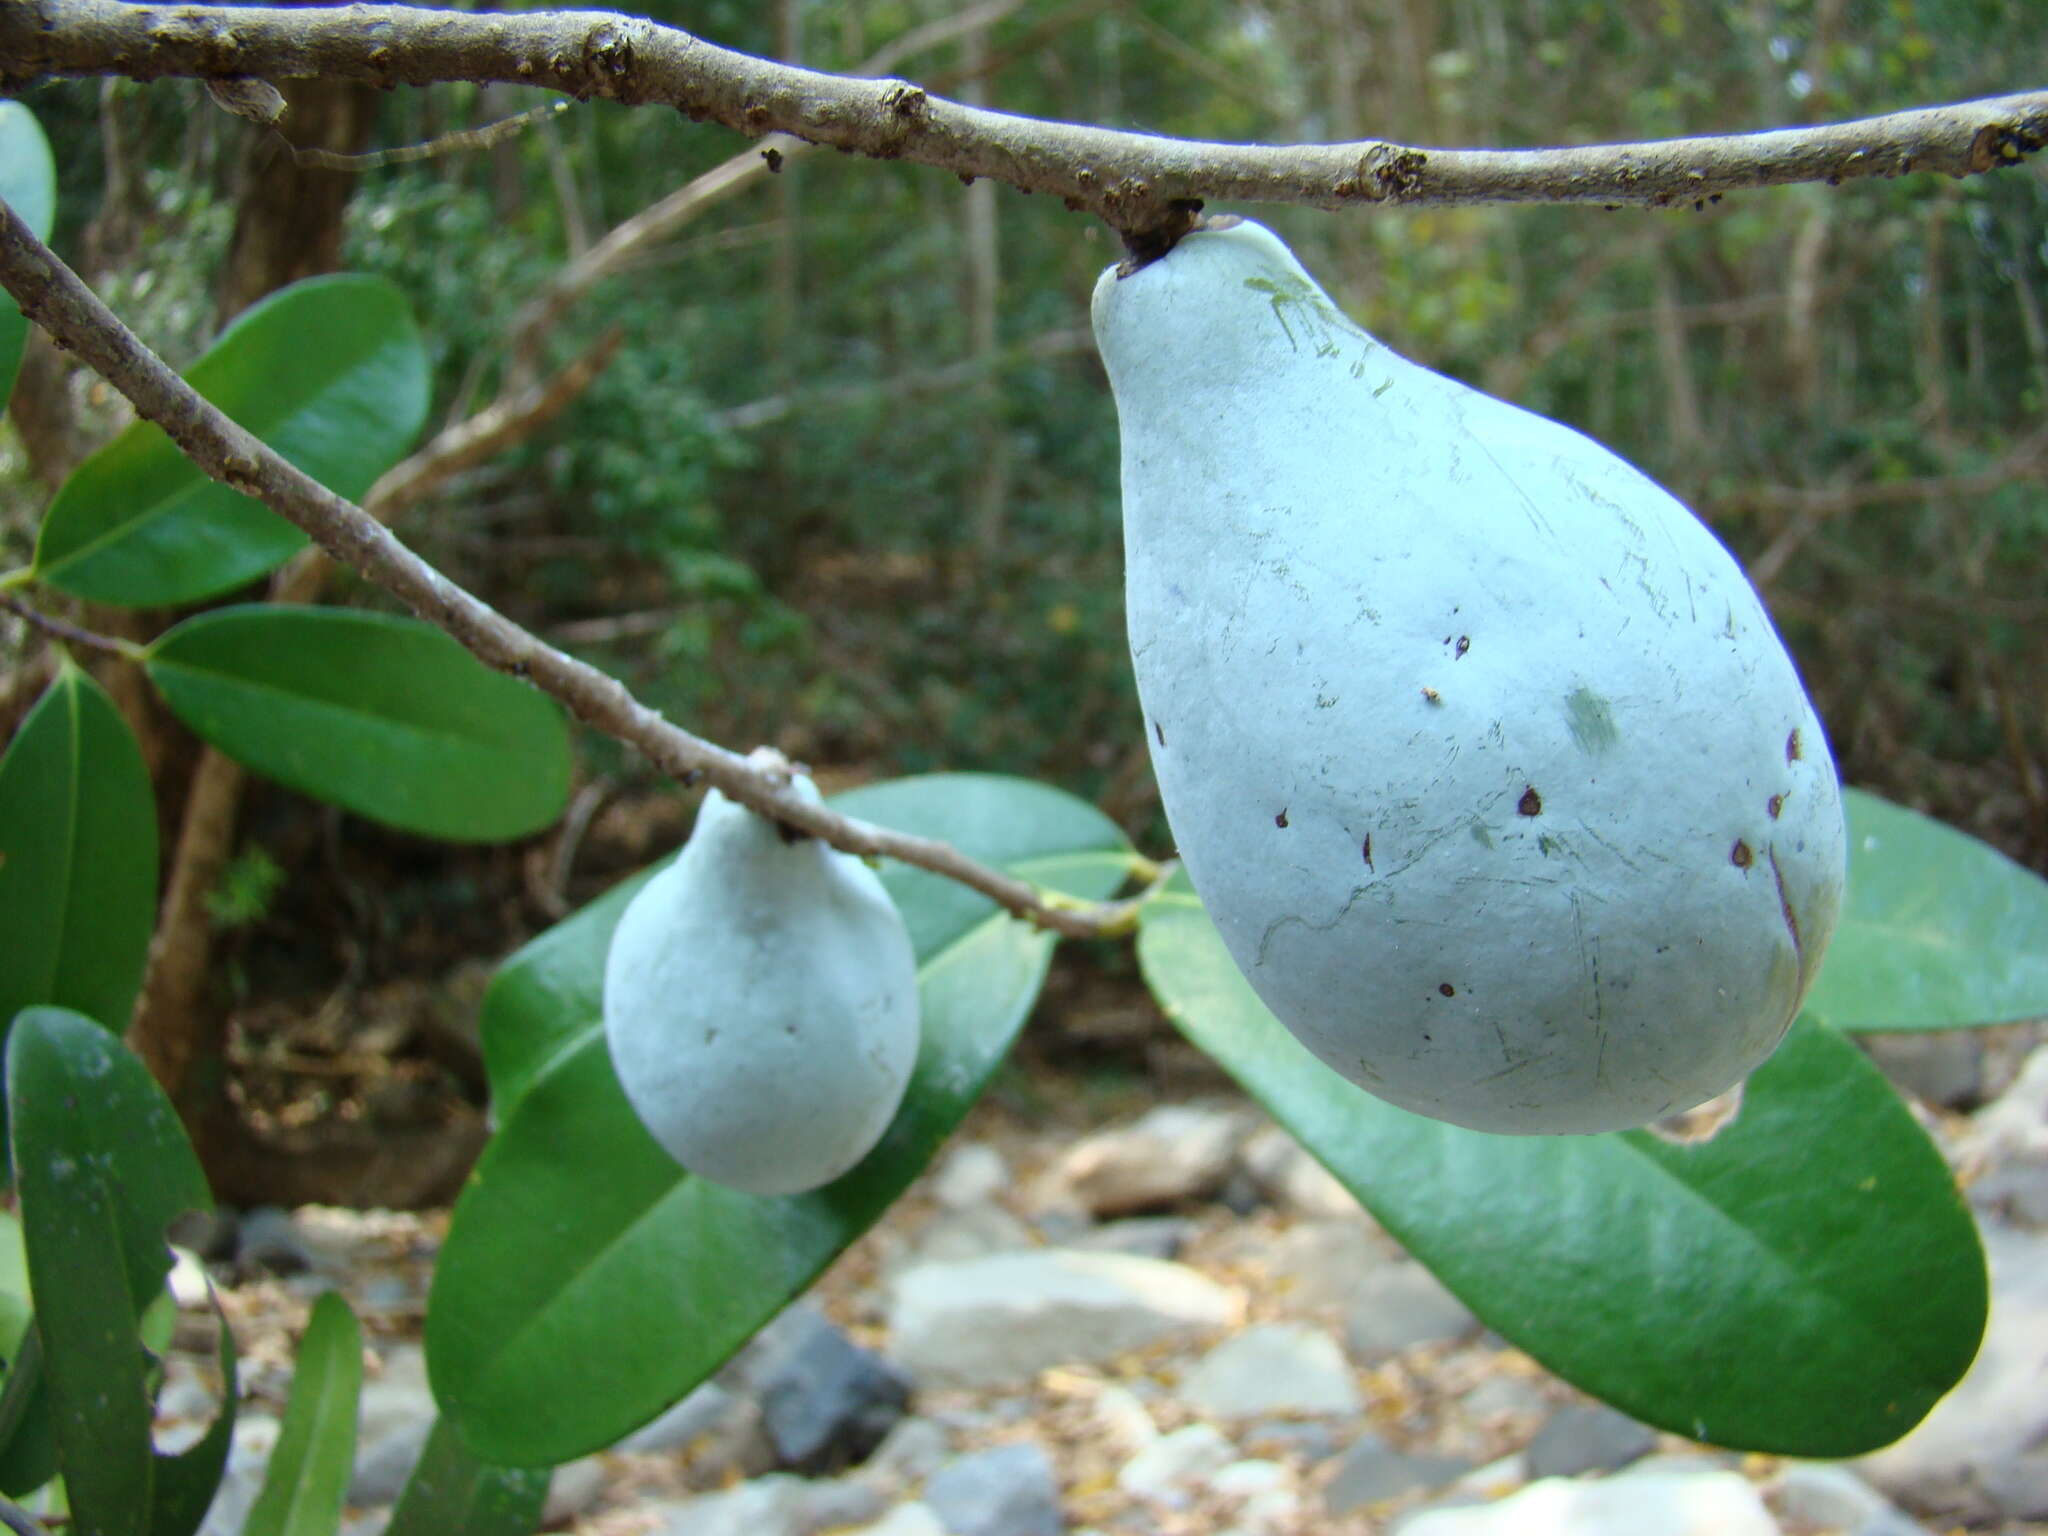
<box><xmin>0</xmin><ymin>592</ymin><xmax>145</xmax><ymax>660</ymax></box>
<box><xmin>0</xmin><ymin>1495</ymin><xmax>47</xmax><ymax>1535</ymax></box>
<box><xmin>0</xmin><ymin>196</ymin><xmax>1135</xmax><ymax>940</ymax></box>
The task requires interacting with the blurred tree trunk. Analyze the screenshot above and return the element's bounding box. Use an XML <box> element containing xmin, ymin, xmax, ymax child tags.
<box><xmin>133</xmin><ymin>67</ymin><xmax>381</xmax><ymax>1204</ymax></box>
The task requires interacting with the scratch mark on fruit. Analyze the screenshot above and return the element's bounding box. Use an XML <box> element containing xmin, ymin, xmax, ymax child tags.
<box><xmin>1362</xmin><ymin>834</ymin><xmax>1374</xmax><ymax>870</ymax></box>
<box><xmin>1474</xmin><ymin>1056</ymin><xmax>1535</xmax><ymax>1086</ymax></box>
<box><xmin>1154</xmin><ymin>719</ymin><xmax>1166</xmax><ymax>746</ymax></box>
<box><xmin>1574</xmin><ymin>821</ymin><xmax>1644</xmax><ymax>872</ymax></box>
<box><xmin>1767</xmin><ymin>846</ymin><xmax>1803</xmax><ymax>963</ymax></box>
<box><xmin>1255</xmin><ymin>884</ymin><xmax>1371</xmax><ymax>965</ymax></box>
<box><xmin>1563</xmin><ymin>686</ymin><xmax>1620</xmax><ymax>754</ymax></box>
<box><xmin>1470</xmin><ymin>437</ymin><xmax>1558</xmax><ymax>541</ymax></box>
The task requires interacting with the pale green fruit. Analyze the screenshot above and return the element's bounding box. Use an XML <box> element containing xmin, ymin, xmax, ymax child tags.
<box><xmin>603</xmin><ymin>775</ymin><xmax>920</xmax><ymax>1194</ymax></box>
<box><xmin>1093</xmin><ymin>218</ymin><xmax>1846</xmax><ymax>1135</ymax></box>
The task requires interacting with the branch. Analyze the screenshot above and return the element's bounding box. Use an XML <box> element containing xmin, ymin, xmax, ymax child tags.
<box><xmin>5</xmin><ymin>1</ymin><xmax>2044</xmax><ymax>235</ymax></box>
<box><xmin>0</xmin><ymin>593</ymin><xmax>144</xmax><ymax>660</ymax></box>
<box><xmin>0</xmin><ymin>198</ymin><xmax>1129</xmax><ymax>940</ymax></box>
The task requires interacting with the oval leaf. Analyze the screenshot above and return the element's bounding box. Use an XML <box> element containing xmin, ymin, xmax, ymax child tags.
<box><xmin>0</xmin><ymin>665</ymin><xmax>157</xmax><ymax>1045</ymax></box>
<box><xmin>430</xmin><ymin>775</ymin><xmax>1131</xmax><ymax>1465</ymax></box>
<box><xmin>1806</xmin><ymin>788</ymin><xmax>2048</xmax><ymax>1032</ymax></box>
<box><xmin>244</xmin><ymin>1291</ymin><xmax>362</xmax><ymax>1536</ymax></box>
<box><xmin>146</xmin><ymin>605</ymin><xmax>571</xmax><ymax>842</ymax></box>
<box><xmin>6</xmin><ymin>1007</ymin><xmax>216</xmax><ymax>1532</ymax></box>
<box><xmin>34</xmin><ymin>274</ymin><xmax>429</xmax><ymax>606</ymax></box>
<box><xmin>1138</xmin><ymin>877</ymin><xmax>1987</xmax><ymax>1457</ymax></box>
<box><xmin>0</xmin><ymin>102</ymin><xmax>57</xmax><ymax>415</ymax></box>
<box><xmin>386</xmin><ymin>1417</ymin><xmax>548</xmax><ymax>1536</ymax></box>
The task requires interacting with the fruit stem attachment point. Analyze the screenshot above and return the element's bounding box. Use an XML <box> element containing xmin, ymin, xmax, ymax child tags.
<box><xmin>1112</xmin><ymin>200</ymin><xmax>1207</xmax><ymax>276</ymax></box>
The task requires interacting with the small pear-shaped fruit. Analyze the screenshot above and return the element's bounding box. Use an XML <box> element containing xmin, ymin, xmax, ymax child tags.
<box><xmin>603</xmin><ymin>770</ymin><xmax>920</xmax><ymax>1194</ymax></box>
<box><xmin>1093</xmin><ymin>218</ymin><xmax>1846</xmax><ymax>1135</ymax></box>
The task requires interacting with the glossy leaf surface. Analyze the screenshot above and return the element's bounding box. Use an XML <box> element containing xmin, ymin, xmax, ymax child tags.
<box><xmin>0</xmin><ymin>666</ymin><xmax>158</xmax><ymax>1045</ymax></box>
<box><xmin>243</xmin><ymin>1291</ymin><xmax>362</xmax><ymax>1536</ymax></box>
<box><xmin>1806</xmin><ymin>788</ymin><xmax>2048</xmax><ymax>1032</ymax></box>
<box><xmin>1139</xmin><ymin>875</ymin><xmax>1986</xmax><ymax>1456</ymax></box>
<box><xmin>385</xmin><ymin>1417</ymin><xmax>548</xmax><ymax>1536</ymax></box>
<box><xmin>433</xmin><ymin>775</ymin><xmax>1130</xmax><ymax>1465</ymax></box>
<box><xmin>146</xmin><ymin>606</ymin><xmax>571</xmax><ymax>842</ymax></box>
<box><xmin>34</xmin><ymin>275</ymin><xmax>428</xmax><ymax>605</ymax></box>
<box><xmin>6</xmin><ymin>1008</ymin><xmax>230</xmax><ymax>1533</ymax></box>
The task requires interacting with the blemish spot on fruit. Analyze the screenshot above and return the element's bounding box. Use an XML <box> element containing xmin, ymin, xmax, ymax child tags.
<box><xmin>1731</xmin><ymin>839</ymin><xmax>1754</xmax><ymax>869</ymax></box>
<box><xmin>1518</xmin><ymin>786</ymin><xmax>1543</xmax><ymax>817</ymax></box>
<box><xmin>1563</xmin><ymin>685</ymin><xmax>1619</xmax><ymax>754</ymax></box>
<box><xmin>1470</xmin><ymin>822</ymin><xmax>1494</xmax><ymax>849</ymax></box>
<box><xmin>1275</xmin><ymin>809</ymin><xmax>1289</xmax><ymax>829</ymax></box>
<box><xmin>1455</xmin><ymin>635</ymin><xmax>1471</xmax><ymax>658</ymax></box>
<box><xmin>1362</xmin><ymin>835</ymin><xmax>1374</xmax><ymax>869</ymax></box>
<box><xmin>1421</xmin><ymin>686</ymin><xmax>1441</xmax><ymax>704</ymax></box>
<box><xmin>1786</xmin><ymin>728</ymin><xmax>1803</xmax><ymax>763</ymax></box>
<box><xmin>1154</xmin><ymin>720</ymin><xmax>1166</xmax><ymax>746</ymax></box>
<box><xmin>1767</xmin><ymin>793</ymin><xmax>1785</xmax><ymax>819</ymax></box>
<box><xmin>1438</xmin><ymin>982</ymin><xmax>1456</xmax><ymax>997</ymax></box>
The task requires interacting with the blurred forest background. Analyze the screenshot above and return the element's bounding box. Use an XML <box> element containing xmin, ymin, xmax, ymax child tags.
<box><xmin>2</xmin><ymin>0</ymin><xmax>2044</xmax><ymax>1201</ymax></box>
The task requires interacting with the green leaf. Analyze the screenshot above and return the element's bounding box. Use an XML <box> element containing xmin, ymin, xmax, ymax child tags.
<box><xmin>431</xmin><ymin>775</ymin><xmax>1130</xmax><ymax>1466</ymax></box>
<box><xmin>385</xmin><ymin>1417</ymin><xmax>548</xmax><ymax>1536</ymax></box>
<box><xmin>243</xmin><ymin>1292</ymin><xmax>361</xmax><ymax>1536</ymax></box>
<box><xmin>0</xmin><ymin>1324</ymin><xmax>55</xmax><ymax>1499</ymax></box>
<box><xmin>0</xmin><ymin>102</ymin><xmax>57</xmax><ymax>416</ymax></box>
<box><xmin>1138</xmin><ymin>875</ymin><xmax>1987</xmax><ymax>1457</ymax></box>
<box><xmin>145</xmin><ymin>606</ymin><xmax>571</xmax><ymax>842</ymax></box>
<box><xmin>6</xmin><ymin>1008</ymin><xmax>217</xmax><ymax>1534</ymax></box>
<box><xmin>1806</xmin><ymin>788</ymin><xmax>2048</xmax><ymax>1032</ymax></box>
<box><xmin>0</xmin><ymin>666</ymin><xmax>159</xmax><ymax>1043</ymax></box>
<box><xmin>33</xmin><ymin>274</ymin><xmax>429</xmax><ymax>606</ymax></box>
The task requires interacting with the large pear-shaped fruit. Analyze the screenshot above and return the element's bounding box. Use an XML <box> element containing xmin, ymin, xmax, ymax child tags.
<box><xmin>603</xmin><ymin>772</ymin><xmax>920</xmax><ymax>1194</ymax></box>
<box><xmin>1094</xmin><ymin>218</ymin><xmax>1846</xmax><ymax>1135</ymax></box>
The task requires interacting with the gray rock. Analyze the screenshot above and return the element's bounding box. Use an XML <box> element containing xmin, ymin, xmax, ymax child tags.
<box><xmin>650</xmin><ymin>1474</ymin><xmax>885</xmax><ymax>1536</ymax></box>
<box><xmin>542</xmin><ymin>1457</ymin><xmax>609</xmax><ymax>1525</ymax></box>
<box><xmin>1963</xmin><ymin>1042</ymin><xmax>2048</xmax><ymax>1228</ymax></box>
<box><xmin>931</xmin><ymin>1143</ymin><xmax>1010</xmax><ymax>1210</ymax></box>
<box><xmin>1458</xmin><ymin>1374</ymin><xmax>1551</xmax><ymax>1422</ymax></box>
<box><xmin>619</xmin><ymin>1381</ymin><xmax>744</xmax><ymax>1454</ymax></box>
<box><xmin>1180</xmin><ymin>1323</ymin><xmax>1361</xmax><ymax>1418</ymax></box>
<box><xmin>1238</xmin><ymin>1124</ymin><xmax>1361</xmax><ymax>1218</ymax></box>
<box><xmin>1242</xmin><ymin>1420</ymin><xmax>1340</xmax><ymax>1461</ymax></box>
<box><xmin>349</xmin><ymin>1417</ymin><xmax>434</xmax><ymax>1506</ymax></box>
<box><xmin>743</xmin><ymin>1303</ymin><xmax>911</xmax><ymax>1473</ymax></box>
<box><xmin>887</xmin><ymin>1249</ymin><xmax>1241</xmax><ymax>1389</ymax></box>
<box><xmin>855</xmin><ymin>1416</ymin><xmax>953</xmax><ymax>1489</ymax></box>
<box><xmin>1041</xmin><ymin>1104</ymin><xmax>1249</xmax><ymax>1217</ymax></box>
<box><xmin>1860</xmin><ymin>1033</ymin><xmax>1987</xmax><ymax>1109</ymax></box>
<box><xmin>234</xmin><ymin>1207</ymin><xmax>325</xmax><ymax>1276</ymax></box>
<box><xmin>1324</xmin><ymin>1433</ymin><xmax>1474</xmax><ymax>1514</ymax></box>
<box><xmin>1089</xmin><ymin>1384</ymin><xmax>1158</xmax><ymax>1454</ymax></box>
<box><xmin>197</xmin><ymin>1414</ymin><xmax>281</xmax><ymax>1536</ymax></box>
<box><xmin>1858</xmin><ymin>1219</ymin><xmax>2048</xmax><ymax>1522</ymax></box>
<box><xmin>1767</xmin><ymin>1462</ymin><xmax>1931</xmax><ymax>1536</ymax></box>
<box><xmin>1070</xmin><ymin>1216</ymin><xmax>1197</xmax><ymax>1261</ymax></box>
<box><xmin>1346</xmin><ymin>1260</ymin><xmax>1479</xmax><ymax>1358</ymax></box>
<box><xmin>908</xmin><ymin>1205</ymin><xmax>1040</xmax><ymax>1267</ymax></box>
<box><xmin>925</xmin><ymin>1444</ymin><xmax>1062</xmax><ymax>1536</ymax></box>
<box><xmin>848</xmin><ymin>1506</ymin><xmax>947</xmax><ymax>1536</ymax></box>
<box><xmin>1396</xmin><ymin>1468</ymin><xmax>1778</xmax><ymax>1535</ymax></box>
<box><xmin>1118</xmin><ymin>1423</ymin><xmax>1235</xmax><ymax>1505</ymax></box>
<box><xmin>1524</xmin><ymin>1404</ymin><xmax>1656</xmax><ymax>1479</ymax></box>
<box><xmin>348</xmin><ymin>1344</ymin><xmax>438</xmax><ymax>1504</ymax></box>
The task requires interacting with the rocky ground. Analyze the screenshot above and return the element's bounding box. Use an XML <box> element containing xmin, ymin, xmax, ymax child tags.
<box><xmin>163</xmin><ymin>1030</ymin><xmax>2048</xmax><ymax>1536</ymax></box>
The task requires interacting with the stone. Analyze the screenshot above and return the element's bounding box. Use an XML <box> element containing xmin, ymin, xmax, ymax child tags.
<box><xmin>1266</xmin><ymin>1218</ymin><xmax>1388</xmax><ymax>1309</ymax></box>
<box><xmin>1524</xmin><ymin>1404</ymin><xmax>1657</xmax><ymax>1479</ymax></box>
<box><xmin>855</xmin><ymin>1416</ymin><xmax>952</xmax><ymax>1488</ymax></box>
<box><xmin>848</xmin><ymin>1505</ymin><xmax>948</xmax><ymax>1536</ymax></box>
<box><xmin>1040</xmin><ymin>1103</ymin><xmax>1249</xmax><ymax>1217</ymax></box>
<box><xmin>1180</xmin><ymin>1323</ymin><xmax>1361</xmax><ymax>1418</ymax></box>
<box><xmin>1346</xmin><ymin>1260</ymin><xmax>1480</xmax><ymax>1358</ymax></box>
<box><xmin>1211</xmin><ymin>1458</ymin><xmax>1291</xmax><ymax>1497</ymax></box>
<box><xmin>348</xmin><ymin>1417</ymin><xmax>434</xmax><ymax>1506</ymax></box>
<box><xmin>1117</xmin><ymin>1423</ymin><xmax>1236</xmax><ymax>1505</ymax></box>
<box><xmin>887</xmin><ymin>1249</ymin><xmax>1241</xmax><ymax>1389</ymax></box>
<box><xmin>1857</xmin><ymin>1220</ymin><xmax>2048</xmax><ymax>1523</ymax></box>
<box><xmin>923</xmin><ymin>1444</ymin><xmax>1062</xmax><ymax>1536</ymax></box>
<box><xmin>1393</xmin><ymin>1467</ymin><xmax>1780</xmax><ymax>1536</ymax></box>
<box><xmin>931</xmin><ymin>1143</ymin><xmax>1010</xmax><ymax>1210</ymax></box>
<box><xmin>234</xmin><ymin>1207</ymin><xmax>325</xmax><ymax>1276</ymax></box>
<box><xmin>198</xmin><ymin>1414</ymin><xmax>281</xmax><ymax>1536</ymax></box>
<box><xmin>1962</xmin><ymin>1043</ymin><xmax>2048</xmax><ymax>1228</ymax></box>
<box><xmin>1090</xmin><ymin>1384</ymin><xmax>1158</xmax><ymax>1454</ymax></box>
<box><xmin>618</xmin><ymin>1381</ymin><xmax>744</xmax><ymax>1454</ymax></box>
<box><xmin>1070</xmin><ymin>1216</ymin><xmax>1197</xmax><ymax>1261</ymax></box>
<box><xmin>744</xmin><ymin>1303</ymin><xmax>912</xmax><ymax>1473</ymax></box>
<box><xmin>349</xmin><ymin>1345</ymin><xmax>438</xmax><ymax>1505</ymax></box>
<box><xmin>649</xmin><ymin>1474</ymin><xmax>885</xmax><ymax>1536</ymax></box>
<box><xmin>542</xmin><ymin>1457</ymin><xmax>609</xmax><ymax>1525</ymax></box>
<box><xmin>1859</xmin><ymin>1033</ymin><xmax>1986</xmax><ymax>1109</ymax></box>
<box><xmin>1459</xmin><ymin>1374</ymin><xmax>1551</xmax><ymax>1422</ymax></box>
<box><xmin>1766</xmin><ymin>1462</ymin><xmax>1931</xmax><ymax>1536</ymax></box>
<box><xmin>1324</xmin><ymin>1433</ymin><xmax>1474</xmax><ymax>1514</ymax></box>
<box><xmin>1238</xmin><ymin>1123</ymin><xmax>1362</xmax><ymax>1217</ymax></box>
<box><xmin>907</xmin><ymin>1205</ymin><xmax>1039</xmax><ymax>1267</ymax></box>
<box><xmin>1242</xmin><ymin>1420</ymin><xmax>1339</xmax><ymax>1461</ymax></box>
